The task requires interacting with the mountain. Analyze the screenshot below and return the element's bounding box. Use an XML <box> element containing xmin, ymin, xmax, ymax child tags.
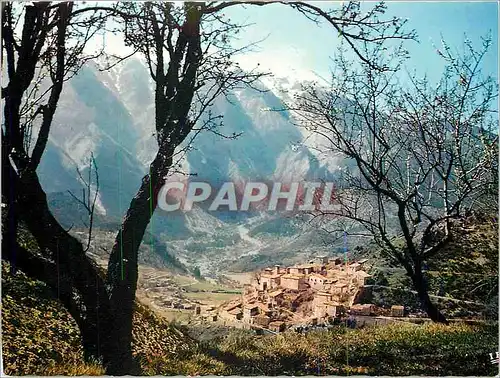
<box><xmin>36</xmin><ymin>58</ymin><xmax>347</xmax><ymax>275</ymax></box>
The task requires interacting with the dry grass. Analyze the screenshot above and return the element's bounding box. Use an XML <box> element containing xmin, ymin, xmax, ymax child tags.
<box><xmin>38</xmin><ymin>362</ymin><xmax>105</xmax><ymax>376</ymax></box>
<box><xmin>3</xmin><ymin>265</ymin><xmax>498</xmax><ymax>377</ymax></box>
<box><xmin>183</xmin><ymin>291</ymin><xmax>239</xmax><ymax>304</ymax></box>
<box><xmin>203</xmin><ymin>322</ymin><xmax>499</xmax><ymax>376</ymax></box>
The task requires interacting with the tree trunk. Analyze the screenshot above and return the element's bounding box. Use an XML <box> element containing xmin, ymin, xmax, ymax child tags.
<box><xmin>104</xmin><ymin>147</ymin><xmax>173</xmax><ymax>375</ymax></box>
<box><xmin>0</xmin><ymin>236</ymin><xmax>103</xmax><ymax>361</ymax></box>
<box><xmin>2</xmin><ymin>175</ymin><xmax>18</xmax><ymax>275</ymax></box>
<box><xmin>2</xmin><ymin>156</ymin><xmax>113</xmax><ymax>361</ymax></box>
<box><xmin>411</xmin><ymin>264</ymin><xmax>448</xmax><ymax>324</ymax></box>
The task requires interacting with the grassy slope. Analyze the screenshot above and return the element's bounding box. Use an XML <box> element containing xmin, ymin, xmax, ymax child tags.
<box><xmin>2</xmin><ymin>259</ymin><xmax>498</xmax><ymax>376</ymax></box>
<box><xmin>1</xmin><ymin>262</ymin><xmax>224</xmax><ymax>376</ymax></box>
<box><xmin>1</xmin><ymin>263</ymin><xmax>104</xmax><ymax>375</ymax></box>
<box><xmin>1</xmin><ymin>214</ymin><xmax>498</xmax><ymax>376</ymax></box>
<box><xmin>204</xmin><ymin>323</ymin><xmax>499</xmax><ymax>376</ymax></box>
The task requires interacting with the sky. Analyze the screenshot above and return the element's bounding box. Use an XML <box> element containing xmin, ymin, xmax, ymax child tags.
<box><xmin>97</xmin><ymin>1</ymin><xmax>498</xmax><ymax>86</ymax></box>
<box><xmin>221</xmin><ymin>1</ymin><xmax>499</xmax><ymax>85</ymax></box>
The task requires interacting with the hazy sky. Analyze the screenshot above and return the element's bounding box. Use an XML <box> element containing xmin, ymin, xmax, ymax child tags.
<box><xmin>222</xmin><ymin>1</ymin><xmax>498</xmax><ymax>84</ymax></box>
<box><xmin>99</xmin><ymin>1</ymin><xmax>498</xmax><ymax>85</ymax></box>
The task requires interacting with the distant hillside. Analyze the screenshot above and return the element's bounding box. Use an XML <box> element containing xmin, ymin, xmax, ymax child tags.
<box><xmin>70</xmin><ymin>226</ymin><xmax>189</xmax><ymax>274</ymax></box>
<box><xmin>46</xmin><ymin>192</ymin><xmax>190</xmax><ymax>274</ymax></box>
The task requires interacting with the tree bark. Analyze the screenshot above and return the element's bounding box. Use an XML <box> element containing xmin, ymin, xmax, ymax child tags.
<box><xmin>2</xmin><ymin>155</ymin><xmax>114</xmax><ymax>361</ymax></box>
<box><xmin>0</xmin><ymin>235</ymin><xmax>104</xmax><ymax>361</ymax></box>
<box><xmin>104</xmin><ymin>145</ymin><xmax>173</xmax><ymax>375</ymax></box>
<box><xmin>411</xmin><ymin>264</ymin><xmax>449</xmax><ymax>324</ymax></box>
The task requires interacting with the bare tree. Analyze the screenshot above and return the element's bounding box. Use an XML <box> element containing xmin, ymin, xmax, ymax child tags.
<box><xmin>67</xmin><ymin>152</ymin><xmax>100</xmax><ymax>251</ymax></box>
<box><xmin>99</xmin><ymin>3</ymin><xmax>272</xmax><ymax>372</ymax></box>
<box><xmin>292</xmin><ymin>35</ymin><xmax>498</xmax><ymax>323</ymax></box>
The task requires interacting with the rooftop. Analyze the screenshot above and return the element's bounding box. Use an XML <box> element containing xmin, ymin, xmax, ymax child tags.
<box><xmin>294</xmin><ymin>264</ymin><xmax>316</xmax><ymax>269</ymax></box>
<box><xmin>269</xmin><ymin>289</ymin><xmax>284</xmax><ymax>297</ymax></box>
<box><xmin>309</xmin><ymin>273</ymin><xmax>326</xmax><ymax>280</ymax></box>
<box><xmin>315</xmin><ymin>291</ymin><xmax>332</xmax><ymax>297</ymax></box>
<box><xmin>228</xmin><ymin>308</ymin><xmax>243</xmax><ymax>315</ymax></box>
<box><xmin>356</xmin><ymin>271</ymin><xmax>372</xmax><ymax>278</ymax></box>
<box><xmin>269</xmin><ymin>321</ymin><xmax>285</xmax><ymax>326</ymax></box>
<box><xmin>261</xmin><ymin>273</ymin><xmax>282</xmax><ymax>279</ymax></box>
<box><xmin>281</xmin><ymin>273</ymin><xmax>305</xmax><ymax>280</ymax></box>
<box><xmin>224</xmin><ymin>303</ymin><xmax>241</xmax><ymax>312</ymax></box>
<box><xmin>351</xmin><ymin>304</ymin><xmax>373</xmax><ymax>309</ymax></box>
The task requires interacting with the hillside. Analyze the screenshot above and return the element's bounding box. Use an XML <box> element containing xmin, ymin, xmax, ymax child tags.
<box><xmin>0</xmin><ymin>262</ymin><xmax>225</xmax><ymax>376</ymax></box>
<box><xmin>2</xmin><ymin>259</ymin><xmax>498</xmax><ymax>376</ymax></box>
<box><xmin>2</xmin><ymin>214</ymin><xmax>498</xmax><ymax>376</ymax></box>
<box><xmin>353</xmin><ymin>213</ymin><xmax>498</xmax><ymax>318</ymax></box>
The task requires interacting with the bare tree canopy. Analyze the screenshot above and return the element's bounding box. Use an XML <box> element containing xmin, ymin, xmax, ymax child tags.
<box><xmin>293</xmin><ymin>34</ymin><xmax>498</xmax><ymax>322</ymax></box>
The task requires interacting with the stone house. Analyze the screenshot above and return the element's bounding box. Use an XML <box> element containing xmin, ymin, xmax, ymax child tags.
<box><xmin>221</xmin><ymin>307</ymin><xmax>243</xmax><ymax>321</ymax></box>
<box><xmin>267</xmin><ymin>289</ymin><xmax>284</xmax><ymax>307</ymax></box>
<box><xmin>355</xmin><ymin>270</ymin><xmax>372</xmax><ymax>286</ymax></box>
<box><xmin>313</xmin><ymin>290</ymin><xmax>332</xmax><ymax>303</ymax></box>
<box><xmin>280</xmin><ymin>274</ymin><xmax>306</xmax><ymax>291</ymax></box>
<box><xmin>315</xmin><ymin>264</ymin><xmax>327</xmax><ymax>273</ymax></box>
<box><xmin>333</xmin><ymin>282</ymin><xmax>348</xmax><ymax>295</ymax></box>
<box><xmin>297</xmin><ymin>264</ymin><xmax>315</xmax><ymax>275</ymax></box>
<box><xmin>350</xmin><ymin>303</ymin><xmax>374</xmax><ymax>316</ymax></box>
<box><xmin>256</xmin><ymin>302</ymin><xmax>272</xmax><ymax>316</ymax></box>
<box><xmin>269</xmin><ymin>321</ymin><xmax>286</xmax><ymax>333</ymax></box>
<box><xmin>314</xmin><ymin>301</ymin><xmax>342</xmax><ymax>318</ymax></box>
<box><xmin>259</xmin><ymin>273</ymin><xmax>282</xmax><ymax>291</ymax></box>
<box><xmin>253</xmin><ymin>314</ymin><xmax>271</xmax><ymax>328</ymax></box>
<box><xmin>227</xmin><ymin>308</ymin><xmax>243</xmax><ymax>320</ymax></box>
<box><xmin>348</xmin><ymin>262</ymin><xmax>362</xmax><ymax>272</ymax></box>
<box><xmin>243</xmin><ymin>304</ymin><xmax>259</xmax><ymax>320</ymax></box>
<box><xmin>309</xmin><ymin>273</ymin><xmax>327</xmax><ymax>290</ymax></box>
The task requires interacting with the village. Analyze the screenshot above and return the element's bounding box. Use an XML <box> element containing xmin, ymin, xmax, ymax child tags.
<box><xmin>194</xmin><ymin>256</ymin><xmax>407</xmax><ymax>333</ymax></box>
